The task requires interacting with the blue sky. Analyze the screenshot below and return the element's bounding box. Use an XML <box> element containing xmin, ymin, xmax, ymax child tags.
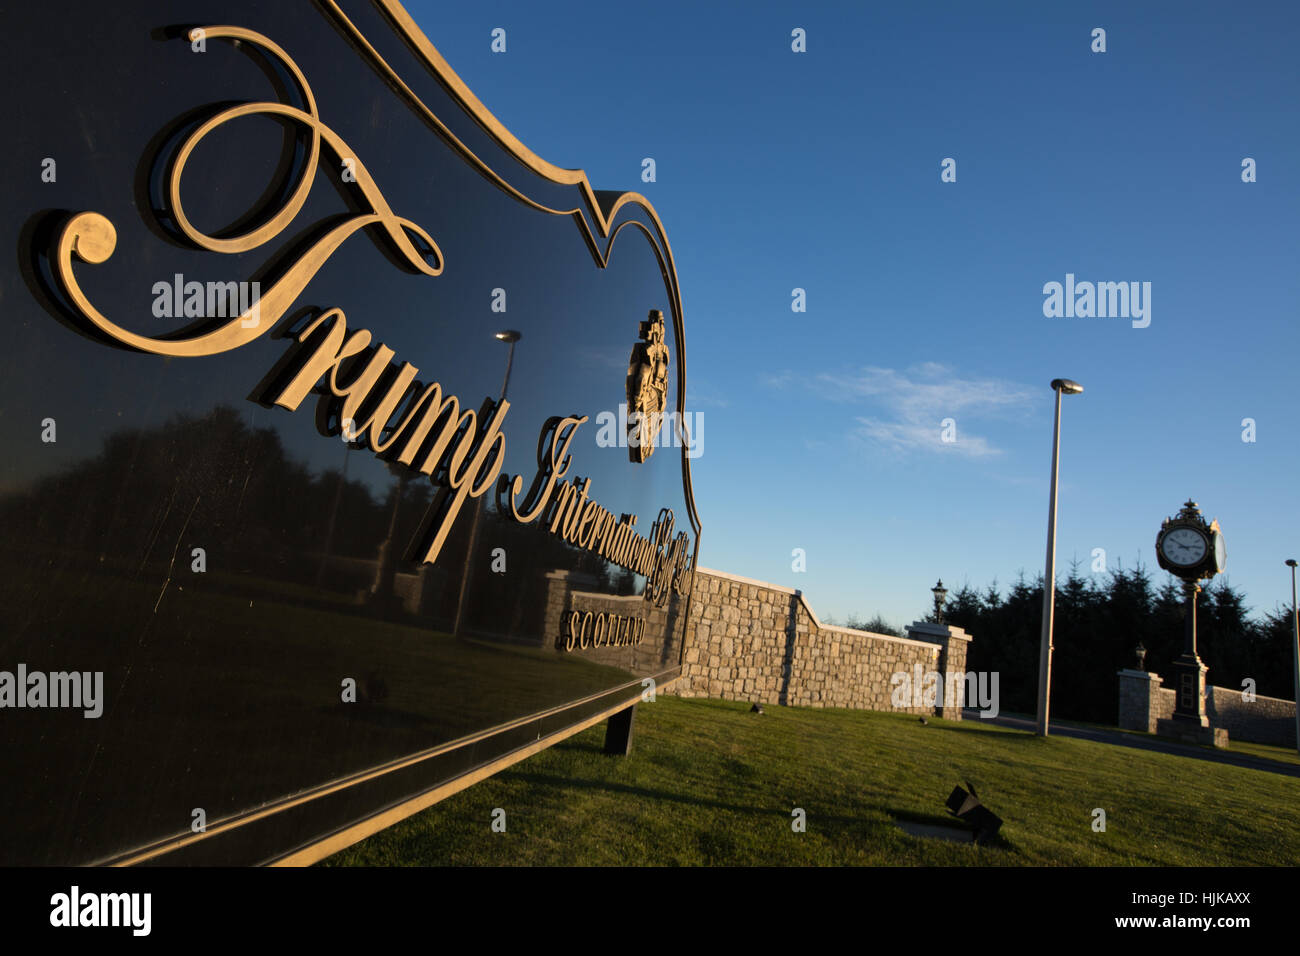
<box><xmin>405</xmin><ymin>0</ymin><xmax>1300</xmax><ymax>629</ymax></box>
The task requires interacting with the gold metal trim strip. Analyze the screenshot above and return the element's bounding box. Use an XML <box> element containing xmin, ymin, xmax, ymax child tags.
<box><xmin>97</xmin><ymin>671</ymin><xmax>677</xmax><ymax>866</ymax></box>
<box><xmin>268</xmin><ymin>692</ymin><xmax>655</xmax><ymax>866</ymax></box>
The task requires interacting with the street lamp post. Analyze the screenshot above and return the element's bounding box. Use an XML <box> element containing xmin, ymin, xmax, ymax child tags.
<box><xmin>494</xmin><ymin>329</ymin><xmax>521</xmax><ymax>400</ymax></box>
<box><xmin>1288</xmin><ymin>558</ymin><xmax>1299</xmax><ymax>756</ymax></box>
<box><xmin>451</xmin><ymin>330</ymin><xmax>522</xmax><ymax>637</ymax></box>
<box><xmin>1036</xmin><ymin>378</ymin><xmax>1083</xmax><ymax>737</ymax></box>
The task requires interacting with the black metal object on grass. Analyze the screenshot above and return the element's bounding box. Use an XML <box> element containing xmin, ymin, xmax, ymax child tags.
<box><xmin>946</xmin><ymin>781</ymin><xmax>1003</xmax><ymax>845</ymax></box>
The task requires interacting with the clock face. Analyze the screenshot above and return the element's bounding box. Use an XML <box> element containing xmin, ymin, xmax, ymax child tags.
<box><xmin>1214</xmin><ymin>532</ymin><xmax>1226</xmax><ymax>572</ymax></box>
<box><xmin>1161</xmin><ymin>527</ymin><xmax>1208</xmax><ymax>567</ymax></box>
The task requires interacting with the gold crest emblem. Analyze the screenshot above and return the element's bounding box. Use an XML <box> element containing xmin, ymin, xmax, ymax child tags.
<box><xmin>626</xmin><ymin>310</ymin><xmax>670</xmax><ymax>462</ymax></box>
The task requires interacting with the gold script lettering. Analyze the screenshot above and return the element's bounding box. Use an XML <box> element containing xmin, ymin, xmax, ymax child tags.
<box><xmin>268</xmin><ymin>307</ymin><xmax>509</xmax><ymax>567</ymax></box>
<box><xmin>508</xmin><ymin>416</ymin><xmax>587</xmax><ymax>524</ymax></box>
<box><xmin>417</xmin><ymin>397</ymin><xmax>509</xmax><ymax>565</ymax></box>
<box><xmin>54</xmin><ymin>26</ymin><xmax>442</xmax><ymax>358</ymax></box>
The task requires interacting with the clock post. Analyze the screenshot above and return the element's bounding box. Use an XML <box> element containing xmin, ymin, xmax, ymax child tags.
<box><xmin>1154</xmin><ymin>500</ymin><xmax>1227</xmax><ymax>738</ymax></box>
<box><xmin>1173</xmin><ymin>580</ymin><xmax>1209</xmax><ymax>726</ymax></box>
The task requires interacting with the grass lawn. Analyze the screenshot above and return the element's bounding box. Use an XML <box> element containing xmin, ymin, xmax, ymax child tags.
<box><xmin>323</xmin><ymin>696</ymin><xmax>1300</xmax><ymax>866</ymax></box>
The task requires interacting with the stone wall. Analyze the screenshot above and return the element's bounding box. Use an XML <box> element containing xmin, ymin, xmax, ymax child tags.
<box><xmin>671</xmin><ymin>567</ymin><xmax>973</xmax><ymax>718</ymax></box>
<box><xmin>540</xmin><ymin>569</ymin><xmax>687</xmax><ymax>672</ymax></box>
<box><xmin>1118</xmin><ymin>668</ymin><xmax>1296</xmax><ymax>747</ymax></box>
<box><xmin>1204</xmin><ymin>686</ymin><xmax>1297</xmax><ymax>747</ymax></box>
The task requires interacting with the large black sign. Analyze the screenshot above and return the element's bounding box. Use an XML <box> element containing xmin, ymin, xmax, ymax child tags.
<box><xmin>1</xmin><ymin>0</ymin><xmax>700</xmax><ymax>864</ymax></box>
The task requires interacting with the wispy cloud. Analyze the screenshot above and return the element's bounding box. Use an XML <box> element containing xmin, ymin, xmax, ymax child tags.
<box><xmin>686</xmin><ymin>379</ymin><xmax>730</xmax><ymax>408</ymax></box>
<box><xmin>761</xmin><ymin>370</ymin><xmax>797</xmax><ymax>389</ymax></box>
<box><xmin>576</xmin><ymin>347</ymin><xmax>628</xmax><ymax>372</ymax></box>
<box><xmin>812</xmin><ymin>363</ymin><xmax>1035</xmax><ymax>457</ymax></box>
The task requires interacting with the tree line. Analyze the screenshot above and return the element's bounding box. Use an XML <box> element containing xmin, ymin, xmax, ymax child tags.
<box><xmin>834</xmin><ymin>565</ymin><xmax>1295</xmax><ymax>724</ymax></box>
<box><xmin>931</xmin><ymin>565</ymin><xmax>1295</xmax><ymax>724</ymax></box>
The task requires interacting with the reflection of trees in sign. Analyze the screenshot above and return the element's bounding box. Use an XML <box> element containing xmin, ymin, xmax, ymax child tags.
<box><xmin>625</xmin><ymin>310</ymin><xmax>669</xmax><ymax>463</ymax></box>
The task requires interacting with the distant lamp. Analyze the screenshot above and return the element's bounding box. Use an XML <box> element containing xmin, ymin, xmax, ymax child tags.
<box><xmin>1038</xmin><ymin>377</ymin><xmax>1084</xmax><ymax>737</ymax></box>
<box><xmin>1134</xmin><ymin>641</ymin><xmax>1147</xmax><ymax>671</ymax></box>
<box><xmin>1287</xmin><ymin>559</ymin><xmax>1299</xmax><ymax>757</ymax></box>
<box><xmin>493</xmin><ymin>330</ymin><xmax>522</xmax><ymax>401</ymax></box>
<box><xmin>1051</xmin><ymin>378</ymin><xmax>1084</xmax><ymax>395</ymax></box>
<box><xmin>452</xmin><ymin>328</ymin><xmax>523</xmax><ymax>637</ymax></box>
<box><xmin>931</xmin><ymin>579</ymin><xmax>948</xmax><ymax>624</ymax></box>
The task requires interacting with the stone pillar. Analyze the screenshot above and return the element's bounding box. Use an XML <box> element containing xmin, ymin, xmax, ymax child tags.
<box><xmin>1171</xmin><ymin>658</ymin><xmax>1210</xmax><ymax>728</ymax></box>
<box><xmin>905</xmin><ymin>621</ymin><xmax>973</xmax><ymax>720</ymax></box>
<box><xmin>1155</xmin><ymin>668</ymin><xmax>1229</xmax><ymax>747</ymax></box>
<box><xmin>1117</xmin><ymin>668</ymin><xmax>1163</xmax><ymax>733</ymax></box>
<box><xmin>541</xmin><ymin>571</ymin><xmax>572</xmax><ymax>650</ymax></box>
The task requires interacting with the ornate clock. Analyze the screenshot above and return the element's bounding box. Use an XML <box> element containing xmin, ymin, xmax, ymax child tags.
<box><xmin>1155</xmin><ymin>499</ymin><xmax>1226</xmax><ymax>732</ymax></box>
<box><xmin>1155</xmin><ymin>500</ymin><xmax>1224</xmax><ymax>582</ymax></box>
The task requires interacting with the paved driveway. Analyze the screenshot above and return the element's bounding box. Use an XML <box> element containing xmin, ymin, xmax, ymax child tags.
<box><xmin>964</xmin><ymin>710</ymin><xmax>1300</xmax><ymax>780</ymax></box>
